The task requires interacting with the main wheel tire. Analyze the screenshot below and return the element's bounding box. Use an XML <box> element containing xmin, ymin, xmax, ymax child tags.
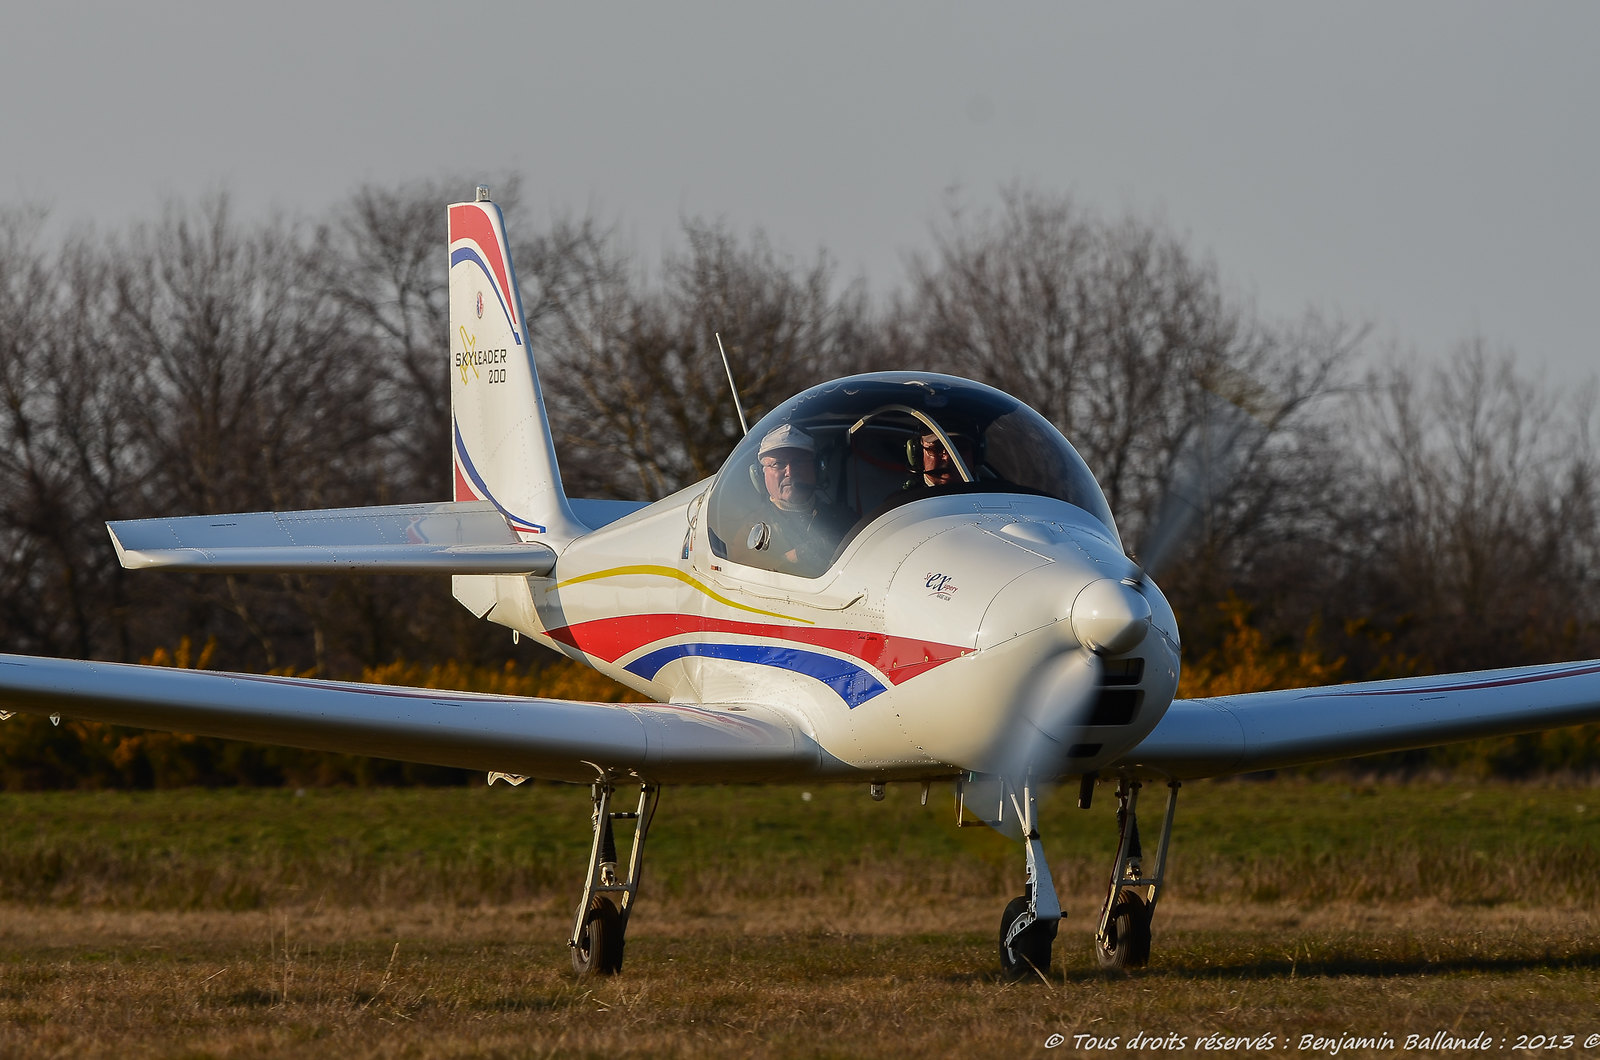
<box><xmin>1096</xmin><ymin>889</ymin><xmax>1152</xmax><ymax>971</ymax></box>
<box><xmin>572</xmin><ymin>895</ymin><xmax>626</xmax><ymax>976</ymax></box>
<box><xmin>998</xmin><ymin>895</ymin><xmax>1057</xmax><ymax>981</ymax></box>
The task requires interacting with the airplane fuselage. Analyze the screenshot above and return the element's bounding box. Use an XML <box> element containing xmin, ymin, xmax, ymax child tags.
<box><xmin>463</xmin><ymin>483</ymin><xmax>1181</xmax><ymax>782</ymax></box>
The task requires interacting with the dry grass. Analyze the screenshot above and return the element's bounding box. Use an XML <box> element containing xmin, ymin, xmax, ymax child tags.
<box><xmin>4</xmin><ymin>899</ymin><xmax>1600</xmax><ymax>1059</ymax></box>
<box><xmin>3</xmin><ymin>780</ymin><xmax>1600</xmax><ymax>1057</ymax></box>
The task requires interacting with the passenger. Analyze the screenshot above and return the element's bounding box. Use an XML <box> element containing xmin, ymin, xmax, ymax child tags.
<box><xmin>749</xmin><ymin>424</ymin><xmax>852</xmax><ymax>575</ymax></box>
<box><xmin>913</xmin><ymin>431</ymin><xmax>976</xmax><ymax>487</ymax></box>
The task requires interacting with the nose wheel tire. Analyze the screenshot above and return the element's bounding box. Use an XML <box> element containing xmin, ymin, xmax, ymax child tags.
<box><xmin>1096</xmin><ymin>889</ymin><xmax>1151</xmax><ymax>971</ymax></box>
<box><xmin>572</xmin><ymin>894</ymin><xmax>625</xmax><ymax>976</ymax></box>
<box><xmin>999</xmin><ymin>895</ymin><xmax>1057</xmax><ymax>981</ymax></box>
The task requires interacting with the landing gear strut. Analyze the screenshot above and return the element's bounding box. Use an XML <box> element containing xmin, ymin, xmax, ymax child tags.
<box><xmin>1094</xmin><ymin>778</ymin><xmax>1179</xmax><ymax>971</ymax></box>
<box><xmin>997</xmin><ymin>778</ymin><xmax>1061</xmax><ymax>980</ymax></box>
<box><xmin>569</xmin><ymin>781</ymin><xmax>660</xmax><ymax>976</ymax></box>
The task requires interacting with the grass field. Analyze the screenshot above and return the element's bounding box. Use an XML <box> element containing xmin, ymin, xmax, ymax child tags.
<box><xmin>3</xmin><ymin>778</ymin><xmax>1600</xmax><ymax>1057</ymax></box>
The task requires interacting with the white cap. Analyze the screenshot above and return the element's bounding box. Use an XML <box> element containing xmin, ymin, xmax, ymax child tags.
<box><xmin>757</xmin><ymin>423</ymin><xmax>815</xmax><ymax>457</ymax></box>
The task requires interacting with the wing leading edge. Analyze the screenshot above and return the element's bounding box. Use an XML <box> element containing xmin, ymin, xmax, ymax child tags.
<box><xmin>107</xmin><ymin>501</ymin><xmax>556</xmax><ymax>575</ymax></box>
<box><xmin>1114</xmin><ymin>659</ymin><xmax>1600</xmax><ymax>779</ymax></box>
<box><xmin>0</xmin><ymin>653</ymin><xmax>835</xmax><ymax>784</ymax></box>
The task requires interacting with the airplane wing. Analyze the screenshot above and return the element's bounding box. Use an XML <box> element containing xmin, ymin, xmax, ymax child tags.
<box><xmin>107</xmin><ymin>501</ymin><xmax>556</xmax><ymax>575</ymax></box>
<box><xmin>1113</xmin><ymin>659</ymin><xmax>1600</xmax><ymax>779</ymax></box>
<box><xmin>0</xmin><ymin>653</ymin><xmax>834</xmax><ymax>784</ymax></box>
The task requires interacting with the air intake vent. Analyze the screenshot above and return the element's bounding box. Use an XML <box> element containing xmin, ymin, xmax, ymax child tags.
<box><xmin>1101</xmin><ymin>658</ymin><xmax>1145</xmax><ymax>686</ymax></box>
<box><xmin>1088</xmin><ymin>689</ymin><xmax>1143</xmax><ymax>726</ymax></box>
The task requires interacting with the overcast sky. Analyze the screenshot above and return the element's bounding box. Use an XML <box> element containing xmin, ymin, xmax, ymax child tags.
<box><xmin>5</xmin><ymin>2</ymin><xmax>1595</xmax><ymax>386</ymax></box>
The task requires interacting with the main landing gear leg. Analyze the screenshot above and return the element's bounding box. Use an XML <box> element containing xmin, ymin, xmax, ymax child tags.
<box><xmin>569</xmin><ymin>781</ymin><xmax>660</xmax><ymax>977</ymax></box>
<box><xmin>1094</xmin><ymin>778</ymin><xmax>1179</xmax><ymax>971</ymax></box>
<box><xmin>998</xmin><ymin>778</ymin><xmax>1062</xmax><ymax>981</ymax></box>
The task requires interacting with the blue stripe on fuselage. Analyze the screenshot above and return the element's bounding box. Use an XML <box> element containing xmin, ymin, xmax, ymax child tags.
<box><xmin>624</xmin><ymin>642</ymin><xmax>887</xmax><ymax>708</ymax></box>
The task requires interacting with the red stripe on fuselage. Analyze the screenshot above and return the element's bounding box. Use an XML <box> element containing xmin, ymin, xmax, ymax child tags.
<box><xmin>448</xmin><ymin>204</ymin><xmax>518</xmax><ymax>330</ymax></box>
<box><xmin>546</xmin><ymin>614</ymin><xmax>967</xmax><ymax>684</ymax></box>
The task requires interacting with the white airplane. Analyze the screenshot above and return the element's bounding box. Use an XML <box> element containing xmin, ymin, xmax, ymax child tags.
<box><xmin>4</xmin><ymin>187</ymin><xmax>1600</xmax><ymax>980</ymax></box>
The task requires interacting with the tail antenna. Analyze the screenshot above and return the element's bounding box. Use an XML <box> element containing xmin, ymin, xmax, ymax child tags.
<box><xmin>715</xmin><ymin>333</ymin><xmax>751</xmax><ymax>436</ymax></box>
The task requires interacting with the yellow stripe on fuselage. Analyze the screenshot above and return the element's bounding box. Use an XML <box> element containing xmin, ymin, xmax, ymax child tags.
<box><xmin>553</xmin><ymin>564</ymin><xmax>816</xmax><ymax>626</ymax></box>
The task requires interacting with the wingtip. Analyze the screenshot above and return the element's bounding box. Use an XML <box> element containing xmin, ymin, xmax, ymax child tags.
<box><xmin>105</xmin><ymin>523</ymin><xmax>134</xmax><ymax>569</ymax></box>
<box><xmin>106</xmin><ymin>522</ymin><xmax>180</xmax><ymax>570</ymax></box>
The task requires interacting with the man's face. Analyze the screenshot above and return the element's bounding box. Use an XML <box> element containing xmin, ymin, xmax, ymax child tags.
<box><xmin>920</xmin><ymin>434</ymin><xmax>968</xmax><ymax>486</ymax></box>
<box><xmin>761</xmin><ymin>447</ymin><xmax>815</xmax><ymax>506</ymax></box>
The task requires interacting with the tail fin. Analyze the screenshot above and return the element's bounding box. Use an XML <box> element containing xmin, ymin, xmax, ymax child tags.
<box><xmin>448</xmin><ymin>188</ymin><xmax>583</xmax><ymax>544</ymax></box>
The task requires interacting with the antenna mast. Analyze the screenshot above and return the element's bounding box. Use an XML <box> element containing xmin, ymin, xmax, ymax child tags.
<box><xmin>716</xmin><ymin>333</ymin><xmax>750</xmax><ymax>436</ymax></box>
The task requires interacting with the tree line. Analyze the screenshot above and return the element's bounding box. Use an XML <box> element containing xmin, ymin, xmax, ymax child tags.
<box><xmin>1</xmin><ymin>179</ymin><xmax>1597</xmax><ymax>786</ymax></box>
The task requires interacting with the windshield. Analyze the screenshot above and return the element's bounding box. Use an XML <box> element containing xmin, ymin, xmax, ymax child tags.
<box><xmin>705</xmin><ymin>373</ymin><xmax>1118</xmax><ymax>578</ymax></box>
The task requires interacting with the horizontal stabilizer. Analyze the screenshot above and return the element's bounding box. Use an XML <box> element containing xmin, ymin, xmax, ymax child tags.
<box><xmin>107</xmin><ymin>501</ymin><xmax>556</xmax><ymax>576</ymax></box>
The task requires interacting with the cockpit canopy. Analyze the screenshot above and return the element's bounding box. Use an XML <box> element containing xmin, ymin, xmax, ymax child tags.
<box><xmin>706</xmin><ymin>373</ymin><xmax>1119</xmax><ymax>577</ymax></box>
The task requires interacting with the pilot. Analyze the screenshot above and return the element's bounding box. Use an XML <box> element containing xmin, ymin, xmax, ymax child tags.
<box><xmin>749</xmin><ymin>424</ymin><xmax>851</xmax><ymax>575</ymax></box>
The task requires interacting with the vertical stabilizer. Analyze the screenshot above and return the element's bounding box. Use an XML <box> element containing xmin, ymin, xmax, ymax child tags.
<box><xmin>448</xmin><ymin>190</ymin><xmax>583</xmax><ymax>546</ymax></box>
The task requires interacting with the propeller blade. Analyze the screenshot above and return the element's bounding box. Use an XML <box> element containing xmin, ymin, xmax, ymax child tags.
<box><xmin>996</xmin><ymin>648</ymin><xmax>1103</xmax><ymax>783</ymax></box>
<box><xmin>1137</xmin><ymin>387</ymin><xmax>1269</xmax><ymax>580</ymax></box>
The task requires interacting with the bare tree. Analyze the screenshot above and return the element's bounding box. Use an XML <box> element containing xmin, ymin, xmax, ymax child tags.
<box><xmin>113</xmin><ymin>196</ymin><xmax>386</xmax><ymax>514</ymax></box>
<box><xmin>537</xmin><ymin>218</ymin><xmax>872</xmax><ymax>499</ymax></box>
<box><xmin>105</xmin><ymin>197</ymin><xmax>391</xmax><ymax>669</ymax></box>
<box><xmin>18</xmin><ymin>178</ymin><xmax>1593</xmax><ymax>697</ymax></box>
<box><xmin>893</xmin><ymin>185</ymin><xmax>1362</xmax><ymax>605</ymax></box>
<box><xmin>1349</xmin><ymin>341</ymin><xmax>1600</xmax><ymax>672</ymax></box>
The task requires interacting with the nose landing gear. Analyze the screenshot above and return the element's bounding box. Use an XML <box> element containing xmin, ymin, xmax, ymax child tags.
<box><xmin>995</xmin><ymin>779</ymin><xmax>1062</xmax><ymax>980</ymax></box>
